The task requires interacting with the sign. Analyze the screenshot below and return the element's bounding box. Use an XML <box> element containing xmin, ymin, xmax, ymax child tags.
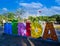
<box><xmin>4</xmin><ymin>22</ymin><xmax>58</xmax><ymax>41</ymax></box>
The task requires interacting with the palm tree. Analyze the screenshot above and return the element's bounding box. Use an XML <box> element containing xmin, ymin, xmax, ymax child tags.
<box><xmin>15</xmin><ymin>8</ymin><xmax>25</xmax><ymax>22</ymax></box>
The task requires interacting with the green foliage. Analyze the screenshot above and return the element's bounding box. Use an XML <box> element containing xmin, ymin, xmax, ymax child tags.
<box><xmin>0</xmin><ymin>11</ymin><xmax>60</xmax><ymax>25</ymax></box>
<box><xmin>12</xmin><ymin>19</ymin><xmax>18</xmax><ymax>23</ymax></box>
<box><xmin>50</xmin><ymin>14</ymin><xmax>60</xmax><ymax>24</ymax></box>
<box><xmin>28</xmin><ymin>15</ymin><xmax>57</xmax><ymax>22</ymax></box>
<box><xmin>6</xmin><ymin>12</ymin><xmax>15</xmax><ymax>21</ymax></box>
<box><xmin>7</xmin><ymin>12</ymin><xmax>15</xmax><ymax>18</ymax></box>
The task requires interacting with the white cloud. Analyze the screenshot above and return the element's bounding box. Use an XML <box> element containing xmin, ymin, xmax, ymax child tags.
<box><xmin>16</xmin><ymin>6</ymin><xmax>60</xmax><ymax>19</ymax></box>
<box><xmin>19</xmin><ymin>2</ymin><xmax>43</xmax><ymax>8</ymax></box>
<box><xmin>37</xmin><ymin>6</ymin><xmax>60</xmax><ymax>16</ymax></box>
<box><xmin>0</xmin><ymin>8</ymin><xmax>8</xmax><ymax>14</ymax></box>
<box><xmin>24</xmin><ymin>6</ymin><xmax>60</xmax><ymax>17</ymax></box>
<box><xmin>51</xmin><ymin>6</ymin><xmax>60</xmax><ymax>10</ymax></box>
<box><xmin>20</xmin><ymin>6</ymin><xmax>60</xmax><ymax>18</ymax></box>
<box><xmin>55</xmin><ymin>0</ymin><xmax>60</xmax><ymax>5</ymax></box>
<box><xmin>2</xmin><ymin>8</ymin><xmax>8</xmax><ymax>11</ymax></box>
<box><xmin>49</xmin><ymin>6</ymin><xmax>60</xmax><ymax>14</ymax></box>
<box><xmin>18</xmin><ymin>2</ymin><xmax>60</xmax><ymax>18</ymax></box>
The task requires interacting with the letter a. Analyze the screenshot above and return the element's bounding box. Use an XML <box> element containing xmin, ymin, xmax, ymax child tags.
<box><xmin>43</xmin><ymin>22</ymin><xmax>58</xmax><ymax>41</ymax></box>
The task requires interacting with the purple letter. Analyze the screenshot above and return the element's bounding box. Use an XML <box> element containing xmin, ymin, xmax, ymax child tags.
<box><xmin>18</xmin><ymin>22</ymin><xmax>26</xmax><ymax>36</ymax></box>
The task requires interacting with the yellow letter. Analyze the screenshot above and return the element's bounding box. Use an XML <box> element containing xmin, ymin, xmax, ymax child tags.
<box><xmin>31</xmin><ymin>22</ymin><xmax>42</xmax><ymax>38</ymax></box>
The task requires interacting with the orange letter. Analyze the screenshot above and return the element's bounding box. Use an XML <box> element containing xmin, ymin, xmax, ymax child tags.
<box><xmin>43</xmin><ymin>22</ymin><xmax>58</xmax><ymax>41</ymax></box>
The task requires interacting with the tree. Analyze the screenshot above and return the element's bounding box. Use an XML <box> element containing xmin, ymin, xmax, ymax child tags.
<box><xmin>6</xmin><ymin>12</ymin><xmax>15</xmax><ymax>21</ymax></box>
<box><xmin>16</xmin><ymin>8</ymin><xmax>26</xmax><ymax>21</ymax></box>
<box><xmin>28</xmin><ymin>16</ymin><xmax>34</xmax><ymax>22</ymax></box>
<box><xmin>56</xmin><ymin>16</ymin><xmax>60</xmax><ymax>24</ymax></box>
<box><xmin>52</xmin><ymin>14</ymin><xmax>60</xmax><ymax>24</ymax></box>
<box><xmin>16</xmin><ymin>8</ymin><xmax>25</xmax><ymax>18</ymax></box>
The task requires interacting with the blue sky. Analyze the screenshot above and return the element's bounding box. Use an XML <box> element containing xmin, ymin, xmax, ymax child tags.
<box><xmin>0</xmin><ymin>0</ymin><xmax>60</xmax><ymax>17</ymax></box>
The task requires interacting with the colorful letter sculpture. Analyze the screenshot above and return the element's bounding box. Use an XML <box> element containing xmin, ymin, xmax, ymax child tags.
<box><xmin>26</xmin><ymin>22</ymin><xmax>31</xmax><ymax>36</ymax></box>
<box><xmin>4</xmin><ymin>21</ymin><xmax>58</xmax><ymax>42</ymax></box>
<box><xmin>43</xmin><ymin>22</ymin><xmax>58</xmax><ymax>41</ymax></box>
<box><xmin>18</xmin><ymin>22</ymin><xmax>26</xmax><ymax>36</ymax></box>
<box><xmin>31</xmin><ymin>22</ymin><xmax>42</xmax><ymax>38</ymax></box>
<box><xmin>4</xmin><ymin>23</ymin><xmax>12</xmax><ymax>35</ymax></box>
<box><xmin>12</xmin><ymin>22</ymin><xmax>18</xmax><ymax>35</ymax></box>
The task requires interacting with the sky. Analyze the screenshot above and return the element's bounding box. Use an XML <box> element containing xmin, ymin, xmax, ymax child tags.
<box><xmin>0</xmin><ymin>0</ymin><xmax>60</xmax><ymax>17</ymax></box>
